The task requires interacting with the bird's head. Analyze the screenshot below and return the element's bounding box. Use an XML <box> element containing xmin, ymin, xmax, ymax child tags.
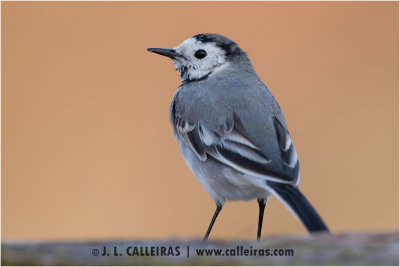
<box><xmin>147</xmin><ymin>33</ymin><xmax>247</xmax><ymax>83</ymax></box>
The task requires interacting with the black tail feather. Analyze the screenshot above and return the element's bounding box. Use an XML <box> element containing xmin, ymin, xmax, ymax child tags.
<box><xmin>267</xmin><ymin>182</ymin><xmax>330</xmax><ymax>233</ymax></box>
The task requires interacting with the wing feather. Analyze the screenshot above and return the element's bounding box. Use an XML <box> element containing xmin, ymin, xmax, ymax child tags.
<box><xmin>273</xmin><ymin>117</ymin><xmax>298</xmax><ymax>168</ymax></box>
<box><xmin>172</xmin><ymin>102</ymin><xmax>299</xmax><ymax>183</ymax></box>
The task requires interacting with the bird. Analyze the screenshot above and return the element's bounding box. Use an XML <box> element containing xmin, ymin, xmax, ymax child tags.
<box><xmin>147</xmin><ymin>33</ymin><xmax>329</xmax><ymax>241</ymax></box>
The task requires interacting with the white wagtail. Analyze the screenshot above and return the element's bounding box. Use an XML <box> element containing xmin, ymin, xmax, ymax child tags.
<box><xmin>148</xmin><ymin>33</ymin><xmax>329</xmax><ymax>241</ymax></box>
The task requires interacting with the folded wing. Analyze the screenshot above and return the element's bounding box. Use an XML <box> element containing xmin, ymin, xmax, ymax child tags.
<box><xmin>172</xmin><ymin>107</ymin><xmax>299</xmax><ymax>183</ymax></box>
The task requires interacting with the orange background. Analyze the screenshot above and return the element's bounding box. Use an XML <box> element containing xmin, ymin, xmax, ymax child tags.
<box><xmin>2</xmin><ymin>2</ymin><xmax>398</xmax><ymax>241</ymax></box>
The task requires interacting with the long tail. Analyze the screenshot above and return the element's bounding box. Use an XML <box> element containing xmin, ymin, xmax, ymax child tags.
<box><xmin>267</xmin><ymin>182</ymin><xmax>330</xmax><ymax>233</ymax></box>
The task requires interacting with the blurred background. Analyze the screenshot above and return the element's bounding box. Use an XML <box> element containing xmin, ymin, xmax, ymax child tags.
<box><xmin>2</xmin><ymin>2</ymin><xmax>398</xmax><ymax>241</ymax></box>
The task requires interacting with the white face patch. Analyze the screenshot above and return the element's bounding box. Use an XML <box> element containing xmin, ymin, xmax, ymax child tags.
<box><xmin>172</xmin><ymin>38</ymin><xmax>228</xmax><ymax>81</ymax></box>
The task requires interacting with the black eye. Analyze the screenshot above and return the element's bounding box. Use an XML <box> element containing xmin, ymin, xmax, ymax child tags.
<box><xmin>194</xmin><ymin>49</ymin><xmax>207</xmax><ymax>59</ymax></box>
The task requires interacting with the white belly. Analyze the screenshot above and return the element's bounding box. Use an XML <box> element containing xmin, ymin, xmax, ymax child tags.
<box><xmin>179</xmin><ymin>141</ymin><xmax>271</xmax><ymax>206</ymax></box>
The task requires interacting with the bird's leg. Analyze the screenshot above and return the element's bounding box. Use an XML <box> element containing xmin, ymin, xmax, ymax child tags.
<box><xmin>203</xmin><ymin>205</ymin><xmax>222</xmax><ymax>241</ymax></box>
<box><xmin>257</xmin><ymin>198</ymin><xmax>267</xmax><ymax>241</ymax></box>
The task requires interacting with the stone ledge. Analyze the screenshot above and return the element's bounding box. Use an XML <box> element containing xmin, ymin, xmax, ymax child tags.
<box><xmin>2</xmin><ymin>231</ymin><xmax>398</xmax><ymax>265</ymax></box>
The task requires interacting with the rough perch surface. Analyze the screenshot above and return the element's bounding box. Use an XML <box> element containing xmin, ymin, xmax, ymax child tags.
<box><xmin>2</xmin><ymin>232</ymin><xmax>398</xmax><ymax>265</ymax></box>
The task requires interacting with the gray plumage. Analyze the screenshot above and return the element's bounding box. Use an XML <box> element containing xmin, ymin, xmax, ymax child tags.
<box><xmin>148</xmin><ymin>33</ymin><xmax>328</xmax><ymax>240</ymax></box>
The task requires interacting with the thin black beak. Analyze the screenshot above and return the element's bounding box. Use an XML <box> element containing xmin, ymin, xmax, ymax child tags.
<box><xmin>147</xmin><ymin>48</ymin><xmax>185</xmax><ymax>59</ymax></box>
